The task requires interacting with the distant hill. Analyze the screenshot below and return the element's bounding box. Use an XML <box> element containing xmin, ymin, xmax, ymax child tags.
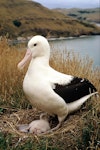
<box><xmin>53</xmin><ymin>8</ymin><xmax>100</xmax><ymax>24</ymax></box>
<box><xmin>0</xmin><ymin>0</ymin><xmax>100</xmax><ymax>38</ymax></box>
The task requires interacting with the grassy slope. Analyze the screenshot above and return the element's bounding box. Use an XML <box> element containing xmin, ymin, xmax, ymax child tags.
<box><xmin>0</xmin><ymin>0</ymin><xmax>100</xmax><ymax>38</ymax></box>
<box><xmin>0</xmin><ymin>38</ymin><xmax>100</xmax><ymax>150</ymax></box>
<box><xmin>53</xmin><ymin>8</ymin><xmax>100</xmax><ymax>23</ymax></box>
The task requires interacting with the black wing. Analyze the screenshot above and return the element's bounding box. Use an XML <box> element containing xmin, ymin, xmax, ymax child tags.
<box><xmin>53</xmin><ymin>77</ymin><xmax>97</xmax><ymax>103</ymax></box>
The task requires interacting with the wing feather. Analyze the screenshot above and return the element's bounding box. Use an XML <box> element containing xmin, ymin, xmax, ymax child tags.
<box><xmin>53</xmin><ymin>77</ymin><xmax>97</xmax><ymax>103</ymax></box>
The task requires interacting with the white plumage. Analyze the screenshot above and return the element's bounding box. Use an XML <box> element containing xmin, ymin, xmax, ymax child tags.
<box><xmin>18</xmin><ymin>35</ymin><xmax>98</xmax><ymax>131</ymax></box>
<box><xmin>18</xmin><ymin>114</ymin><xmax>50</xmax><ymax>134</ymax></box>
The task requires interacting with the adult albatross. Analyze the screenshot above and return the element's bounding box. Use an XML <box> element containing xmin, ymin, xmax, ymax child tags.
<box><xmin>18</xmin><ymin>35</ymin><xmax>98</xmax><ymax>131</ymax></box>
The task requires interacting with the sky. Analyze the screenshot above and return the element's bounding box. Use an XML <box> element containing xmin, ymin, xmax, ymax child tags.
<box><xmin>33</xmin><ymin>0</ymin><xmax>100</xmax><ymax>9</ymax></box>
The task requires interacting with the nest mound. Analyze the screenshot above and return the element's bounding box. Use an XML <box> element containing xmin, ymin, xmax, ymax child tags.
<box><xmin>0</xmin><ymin>105</ymin><xmax>99</xmax><ymax>149</ymax></box>
<box><xmin>0</xmin><ymin>108</ymin><xmax>83</xmax><ymax>136</ymax></box>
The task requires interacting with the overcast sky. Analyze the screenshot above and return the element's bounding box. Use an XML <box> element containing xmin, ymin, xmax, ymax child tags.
<box><xmin>33</xmin><ymin>0</ymin><xmax>100</xmax><ymax>9</ymax></box>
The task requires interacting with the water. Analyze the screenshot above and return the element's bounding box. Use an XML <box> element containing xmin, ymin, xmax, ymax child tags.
<box><xmin>49</xmin><ymin>35</ymin><xmax>100</xmax><ymax>67</ymax></box>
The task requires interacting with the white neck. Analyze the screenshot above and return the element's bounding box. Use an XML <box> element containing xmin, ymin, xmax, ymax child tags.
<box><xmin>32</xmin><ymin>55</ymin><xmax>50</xmax><ymax>66</ymax></box>
<box><xmin>27</xmin><ymin>55</ymin><xmax>50</xmax><ymax>75</ymax></box>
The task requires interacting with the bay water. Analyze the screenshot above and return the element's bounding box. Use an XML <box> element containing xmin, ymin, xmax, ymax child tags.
<box><xmin>49</xmin><ymin>35</ymin><xmax>100</xmax><ymax>67</ymax></box>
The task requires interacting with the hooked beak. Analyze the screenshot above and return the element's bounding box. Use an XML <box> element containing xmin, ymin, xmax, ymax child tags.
<box><xmin>17</xmin><ymin>48</ymin><xmax>32</xmax><ymax>70</ymax></box>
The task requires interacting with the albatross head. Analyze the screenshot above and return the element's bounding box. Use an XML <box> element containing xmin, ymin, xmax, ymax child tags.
<box><xmin>18</xmin><ymin>35</ymin><xmax>50</xmax><ymax>70</ymax></box>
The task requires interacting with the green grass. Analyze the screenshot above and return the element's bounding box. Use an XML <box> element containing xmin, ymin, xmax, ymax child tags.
<box><xmin>0</xmin><ymin>132</ymin><xmax>62</xmax><ymax>150</ymax></box>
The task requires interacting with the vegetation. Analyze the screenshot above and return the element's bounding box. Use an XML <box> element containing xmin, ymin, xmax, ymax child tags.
<box><xmin>13</xmin><ymin>20</ymin><xmax>22</xmax><ymax>27</ymax></box>
<box><xmin>0</xmin><ymin>0</ymin><xmax>100</xmax><ymax>38</ymax></box>
<box><xmin>54</xmin><ymin>8</ymin><xmax>100</xmax><ymax>24</ymax></box>
<box><xmin>0</xmin><ymin>37</ymin><xmax>100</xmax><ymax>149</ymax></box>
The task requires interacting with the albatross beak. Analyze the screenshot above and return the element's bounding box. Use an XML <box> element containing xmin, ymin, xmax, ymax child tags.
<box><xmin>17</xmin><ymin>48</ymin><xmax>32</xmax><ymax>70</ymax></box>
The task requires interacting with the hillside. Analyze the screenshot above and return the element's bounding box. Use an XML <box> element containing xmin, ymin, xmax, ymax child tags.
<box><xmin>0</xmin><ymin>0</ymin><xmax>100</xmax><ymax>38</ymax></box>
<box><xmin>53</xmin><ymin>8</ymin><xmax>100</xmax><ymax>24</ymax></box>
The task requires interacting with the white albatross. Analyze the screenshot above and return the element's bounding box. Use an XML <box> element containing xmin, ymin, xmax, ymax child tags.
<box><xmin>18</xmin><ymin>35</ymin><xmax>98</xmax><ymax>131</ymax></box>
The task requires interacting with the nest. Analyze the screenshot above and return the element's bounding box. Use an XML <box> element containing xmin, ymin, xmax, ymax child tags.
<box><xmin>0</xmin><ymin>107</ymin><xmax>83</xmax><ymax>136</ymax></box>
<box><xmin>0</xmin><ymin>105</ymin><xmax>99</xmax><ymax>149</ymax></box>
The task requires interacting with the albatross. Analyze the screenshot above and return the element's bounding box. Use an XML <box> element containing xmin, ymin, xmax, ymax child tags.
<box><xmin>18</xmin><ymin>35</ymin><xmax>98</xmax><ymax>131</ymax></box>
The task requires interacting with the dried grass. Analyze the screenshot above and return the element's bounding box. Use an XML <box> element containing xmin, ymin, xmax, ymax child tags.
<box><xmin>0</xmin><ymin>37</ymin><xmax>100</xmax><ymax>149</ymax></box>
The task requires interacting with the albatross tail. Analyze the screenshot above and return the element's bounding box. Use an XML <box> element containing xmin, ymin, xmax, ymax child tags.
<box><xmin>67</xmin><ymin>92</ymin><xmax>98</xmax><ymax>114</ymax></box>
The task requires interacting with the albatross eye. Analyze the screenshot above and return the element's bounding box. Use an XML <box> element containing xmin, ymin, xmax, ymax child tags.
<box><xmin>34</xmin><ymin>43</ymin><xmax>37</xmax><ymax>46</ymax></box>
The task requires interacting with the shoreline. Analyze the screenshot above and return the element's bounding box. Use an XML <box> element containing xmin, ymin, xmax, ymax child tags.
<box><xmin>8</xmin><ymin>34</ymin><xmax>100</xmax><ymax>45</ymax></box>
